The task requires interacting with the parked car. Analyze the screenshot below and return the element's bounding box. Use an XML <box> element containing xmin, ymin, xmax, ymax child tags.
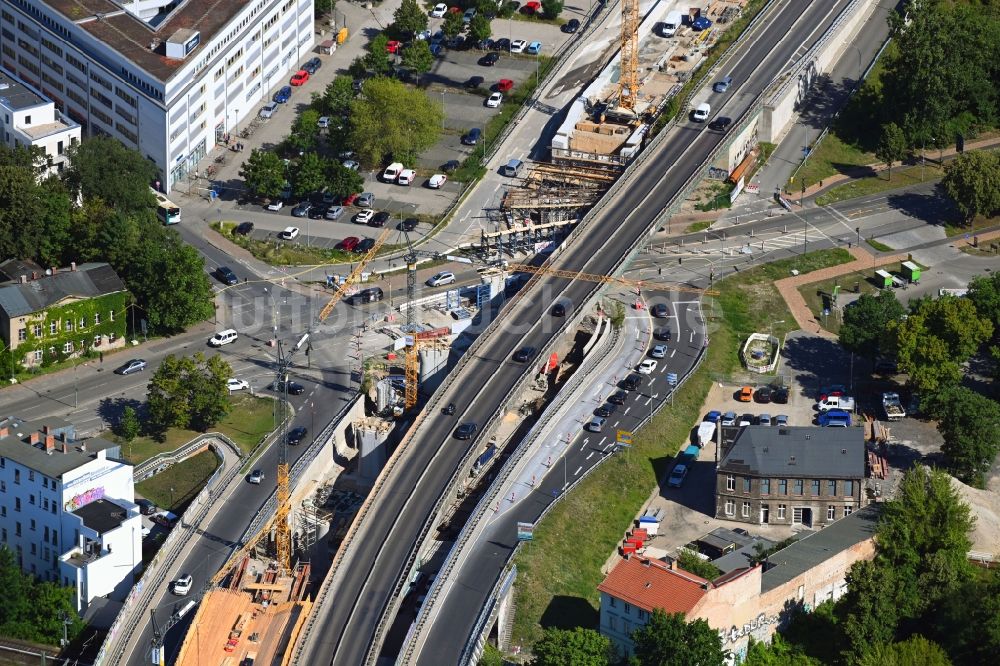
<box><xmin>758</xmin><ymin>413</ymin><xmax>772</xmax><ymax>426</ymax></box>
<box><xmin>775</xmin><ymin>414</ymin><xmax>789</xmax><ymax>426</ymax></box>
<box><xmin>667</xmin><ymin>464</ymin><xmax>688</xmax><ymax>488</ymax></box>
<box><xmin>172</xmin><ymin>574</ymin><xmax>193</xmax><ymax>595</ymax></box>
<box><xmin>355</xmin><ymin>237</ymin><xmax>376</xmax><ymax>252</ymax></box>
<box><xmin>337</xmin><ymin>237</ymin><xmax>361</xmax><ymax>251</ymax></box>
<box><xmin>137</xmin><ymin>499</ymin><xmax>157</xmax><ymax>515</ymax></box>
<box><xmin>465</xmin><ymin>75</ymin><xmax>485</xmax><ymax>89</ymax></box>
<box><xmin>608</xmin><ymin>390</ymin><xmax>628</xmax><ymax>405</ymax></box>
<box><xmin>369</xmin><ymin>211</ymin><xmax>390</xmax><ymax>227</ymax></box>
<box><xmin>227</xmin><ymin>378</ymin><xmax>249</xmax><ymax>392</ymax></box>
<box><xmin>356</xmin><ymin>192</ymin><xmax>375</xmax><ymax>207</ymax></box>
<box><xmin>290</xmin><ymin>70</ymin><xmax>309</xmax><ymax>86</ymax></box>
<box><xmin>738</xmin><ymin>386</ymin><xmax>754</xmax><ymax>402</ymax></box>
<box><xmin>486</xmin><ymin>92</ymin><xmax>503</xmax><ymax>107</ymax></box>
<box><xmin>427</xmin><ymin>272</ymin><xmax>456</xmax><ymax>287</ymax></box>
<box><xmin>739</xmin><ymin>413</ymin><xmax>754</xmax><ymax>427</ymax></box>
<box><xmin>428</xmin><ymin>174</ymin><xmax>448</xmax><ymax>188</ymax></box>
<box><xmin>562</xmin><ymin>18</ymin><xmax>580</xmax><ymax>33</ymax></box>
<box><xmin>266</xmin><ymin>199</ymin><xmax>284</xmax><ymax>211</ymax></box>
<box><xmin>441</xmin><ymin>159</ymin><xmax>461</xmax><ymax>173</ymax></box>
<box><xmin>721</xmin><ymin>411</ymin><xmax>737</xmax><ymax>426</ymax></box>
<box><xmin>287</xmin><ymin>426</ymin><xmax>308</xmax><ymax>445</ymax></box>
<box><xmin>462</xmin><ymin>128</ymin><xmax>482</xmax><ymax>145</ymax></box>
<box><xmin>430</xmin><ymin>3</ymin><xmax>447</xmax><ymax>17</ymax></box>
<box><xmin>463</xmin><ymin>7</ymin><xmax>476</xmax><ymax>22</ymax></box>
<box><xmin>235</xmin><ymin>221</ymin><xmax>254</xmax><ymax>235</ymax></box>
<box><xmin>496</xmin><ymin>79</ymin><xmax>514</xmax><ymax>92</ymax></box>
<box><xmin>248</xmin><ymin>470</ymin><xmax>264</xmax><ymax>485</ymax></box>
<box><xmin>494</xmin><ymin>38</ymin><xmax>511</xmax><ymax>52</ymax></box>
<box><xmin>386</xmin><ymin>40</ymin><xmax>402</xmax><ymax>54</ymax></box>
<box><xmin>308</xmin><ymin>205</ymin><xmax>328</xmax><ymax>220</ymax></box>
<box><xmin>354</xmin><ymin>209</ymin><xmax>375</xmax><ymax>224</ymax></box>
<box><xmin>692</xmin><ymin>15</ymin><xmax>713</xmax><ymax>30</ymax></box>
<box><xmin>279</xmin><ymin>226</ymin><xmax>299</xmax><ymax>239</ymax></box>
<box><xmin>209</xmin><ymin>329</ymin><xmax>238</xmax><ymax>347</ymax></box>
<box><xmin>454</xmin><ymin>422</ymin><xmax>478</xmax><ymax>440</ymax></box>
<box><xmin>317</xmin><ymin>116</ymin><xmax>331</xmax><ymax>129</ymax></box>
<box><xmin>586</xmin><ymin>416</ymin><xmax>607</xmax><ymax>433</ymax></box>
<box><xmin>291</xmin><ymin>202</ymin><xmax>312</xmax><ymax>217</ymax></box>
<box><xmin>755</xmin><ymin>386</ymin><xmax>773</xmax><ymax>403</ymax></box>
<box><xmin>215</xmin><ymin>266</ymin><xmax>238</xmax><ymax>285</ymax></box>
<box><xmin>270</xmin><ymin>379</ymin><xmax>305</xmax><ymax>395</ymax></box>
<box><xmin>510</xmin><ymin>39</ymin><xmax>527</xmax><ymax>53</ymax></box>
<box><xmin>302</xmin><ymin>57</ymin><xmax>322</xmax><ymax>74</ymax></box>
<box><xmin>399</xmin><ymin>218</ymin><xmax>418</xmax><ymax>232</ymax></box>
<box><xmin>595</xmin><ymin>402</ymin><xmax>618</xmax><ymax>418</ymax></box>
<box><xmin>526</xmin><ymin>41</ymin><xmax>542</xmax><ymax>55</ymax></box>
<box><xmin>397</xmin><ymin>169</ymin><xmax>416</xmax><ymax>186</ymax></box>
<box><xmin>325</xmin><ymin>205</ymin><xmax>345</xmax><ymax>220</ymax></box>
<box><xmin>114</xmin><ymin>359</ymin><xmax>147</xmax><ymax>375</ymax></box>
<box><xmin>273</xmin><ymin>85</ymin><xmax>292</xmax><ymax>103</ymax></box>
<box><xmin>772</xmin><ymin>387</ymin><xmax>789</xmax><ymax>404</ymax></box>
<box><xmin>259</xmin><ymin>101</ymin><xmax>279</xmax><ymax>118</ymax></box>
<box><xmin>342</xmin><ymin>159</ymin><xmax>360</xmax><ymax>171</ymax></box>
<box><xmin>622</xmin><ymin>373</ymin><xmax>642</xmax><ymax>391</ymax></box>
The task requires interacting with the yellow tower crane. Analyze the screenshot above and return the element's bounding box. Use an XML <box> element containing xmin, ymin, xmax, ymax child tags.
<box><xmin>618</xmin><ymin>0</ymin><xmax>641</xmax><ymax>110</ymax></box>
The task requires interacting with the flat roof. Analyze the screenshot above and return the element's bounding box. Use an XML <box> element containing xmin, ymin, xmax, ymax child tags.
<box><xmin>719</xmin><ymin>426</ymin><xmax>865</xmax><ymax>479</ymax></box>
<box><xmin>38</xmin><ymin>0</ymin><xmax>255</xmax><ymax>83</ymax></box>
<box><xmin>0</xmin><ymin>415</ymin><xmax>119</xmax><ymax>479</ymax></box>
<box><xmin>761</xmin><ymin>505</ymin><xmax>882</xmax><ymax>592</ymax></box>
<box><xmin>73</xmin><ymin>498</ymin><xmax>129</xmax><ymax>533</ymax></box>
<box><xmin>0</xmin><ymin>68</ymin><xmax>47</xmax><ymax>111</ymax></box>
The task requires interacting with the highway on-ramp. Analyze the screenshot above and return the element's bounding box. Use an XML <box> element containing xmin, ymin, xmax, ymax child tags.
<box><xmin>295</xmin><ymin>1</ymin><xmax>858</xmax><ymax>663</ymax></box>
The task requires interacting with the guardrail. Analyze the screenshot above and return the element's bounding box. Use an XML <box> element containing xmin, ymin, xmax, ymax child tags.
<box><xmin>402</xmin><ymin>319</ymin><xmax>621</xmax><ymax>663</ymax></box>
<box><xmin>134</xmin><ymin>431</ymin><xmax>243</xmax><ymax>480</ymax></box>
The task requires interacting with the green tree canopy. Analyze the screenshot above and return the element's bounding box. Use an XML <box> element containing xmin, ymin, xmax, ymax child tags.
<box><xmin>64</xmin><ymin>136</ymin><xmax>157</xmax><ymax>212</ymax></box>
<box><xmin>940</xmin><ymin>151</ymin><xmax>1000</xmax><ymax>224</ymax></box>
<box><xmin>630</xmin><ymin>610</ymin><xmax>726</xmax><ymax>666</ymax></box>
<box><xmin>967</xmin><ymin>272</ymin><xmax>1000</xmax><ymax>331</ymax></box>
<box><xmin>287</xmin><ymin>109</ymin><xmax>321</xmax><ymax>154</ymax></box>
<box><xmin>320</xmin><ymin>75</ymin><xmax>356</xmax><ymax>117</ymax></box>
<box><xmin>327</xmin><ymin>161</ymin><xmax>364</xmax><ymax>197</ymax></box>
<box><xmin>147</xmin><ymin>352</ymin><xmax>232</xmax><ymax>434</ymax></box>
<box><xmin>857</xmin><ymin>635</ymin><xmax>953</xmax><ymax>666</ymax></box>
<box><xmin>676</xmin><ymin>550</ymin><xmax>722</xmax><ymax>580</ymax></box>
<box><xmin>240</xmin><ymin>149</ymin><xmax>286</xmax><ymax>200</ymax></box>
<box><xmin>839</xmin><ymin>560</ymin><xmax>900</xmax><ymax>662</ymax></box>
<box><xmin>541</xmin><ymin>0</ymin><xmax>564</xmax><ymax>20</ymax></box>
<box><xmin>402</xmin><ymin>39</ymin><xmax>434</xmax><ymax>76</ymax></box>
<box><xmin>923</xmin><ymin>386</ymin><xmax>1000</xmax><ymax>487</ymax></box>
<box><xmin>131</xmin><ymin>231</ymin><xmax>215</xmax><ymax>332</ymax></box>
<box><xmin>839</xmin><ymin>289</ymin><xmax>904</xmax><ymax>362</ymax></box>
<box><xmin>442</xmin><ymin>11</ymin><xmax>465</xmax><ymax>39</ymax></box>
<box><xmin>0</xmin><ymin>546</ymin><xmax>82</xmax><ymax>645</ymax></box>
<box><xmin>119</xmin><ymin>405</ymin><xmax>140</xmax><ymax>444</ymax></box>
<box><xmin>364</xmin><ymin>34</ymin><xmax>394</xmax><ymax>76</ymax></box>
<box><xmin>530</xmin><ymin>627</ymin><xmax>614</xmax><ymax>666</ymax></box>
<box><xmin>392</xmin><ymin>0</ymin><xmax>429</xmax><ymax>36</ymax></box>
<box><xmin>349</xmin><ymin>77</ymin><xmax>444</xmax><ymax>167</ymax></box>
<box><xmin>933</xmin><ymin>571</ymin><xmax>1000</xmax><ymax>664</ymax></box>
<box><xmin>469</xmin><ymin>14</ymin><xmax>492</xmax><ymax>43</ymax></box>
<box><xmin>875</xmin><ymin>122</ymin><xmax>907</xmax><ymax>180</ymax></box>
<box><xmin>743</xmin><ymin>635</ymin><xmax>821</xmax><ymax>666</ymax></box>
<box><xmin>293</xmin><ymin>152</ymin><xmax>328</xmax><ymax>197</ymax></box>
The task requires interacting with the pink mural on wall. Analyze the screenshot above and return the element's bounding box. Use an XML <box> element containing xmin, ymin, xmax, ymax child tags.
<box><xmin>64</xmin><ymin>486</ymin><xmax>105</xmax><ymax>512</ymax></box>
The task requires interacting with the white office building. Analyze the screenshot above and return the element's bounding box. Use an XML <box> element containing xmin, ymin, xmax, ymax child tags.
<box><xmin>0</xmin><ymin>0</ymin><xmax>316</xmax><ymax>193</ymax></box>
<box><xmin>0</xmin><ymin>66</ymin><xmax>80</xmax><ymax>174</ymax></box>
<box><xmin>0</xmin><ymin>415</ymin><xmax>142</xmax><ymax>613</ymax></box>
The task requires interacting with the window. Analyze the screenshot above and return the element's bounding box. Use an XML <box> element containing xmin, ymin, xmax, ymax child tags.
<box><xmin>608</xmin><ymin>616</ymin><xmax>617</xmax><ymax>631</ymax></box>
<box><xmin>24</xmin><ymin>114</ymin><xmax>31</xmax><ymax>124</ymax></box>
<box><xmin>63</xmin><ymin>342</ymin><xmax>73</xmax><ymax>354</ymax></box>
<box><xmin>15</xmin><ymin>522</ymin><xmax>21</xmax><ymax>537</ymax></box>
<box><xmin>777</xmin><ymin>504</ymin><xmax>786</xmax><ymax>519</ymax></box>
<box><xmin>32</xmin><ymin>350</ymin><xmax>43</xmax><ymax>362</ymax></box>
<box><xmin>30</xmin><ymin>519</ymin><xmax>35</xmax><ymax>531</ymax></box>
<box><xmin>93</xmin><ymin>335</ymin><xmax>102</xmax><ymax>348</ymax></box>
<box><xmin>94</xmin><ymin>313</ymin><xmax>101</xmax><ymax>325</ymax></box>
<box><xmin>79</xmin><ymin>317</ymin><xmax>86</xmax><ymax>329</ymax></box>
<box><xmin>14</xmin><ymin>469</ymin><xmax>20</xmax><ymax>484</ymax></box>
<box><xmin>28</xmin><ymin>471</ymin><xmax>34</xmax><ymax>482</ymax></box>
<box><xmin>0</xmin><ymin>480</ymin><xmax>4</xmax><ymax>492</ymax></box>
<box><xmin>15</xmin><ymin>497</ymin><xmax>20</xmax><ymax>511</ymax></box>
<box><xmin>812</xmin><ymin>479</ymin><xmax>820</xmax><ymax>495</ymax></box>
<box><xmin>1</xmin><ymin>506</ymin><xmax>5</xmax><ymax>517</ymax></box>
<box><xmin>49</xmin><ymin>321</ymin><xmax>57</xmax><ymax>334</ymax></box>
<box><xmin>1</xmin><ymin>529</ymin><xmax>4</xmax><ymax>541</ymax></box>
<box><xmin>761</xmin><ymin>478</ymin><xmax>770</xmax><ymax>494</ymax></box>
<box><xmin>828</xmin><ymin>505</ymin><xmax>836</xmax><ymax>520</ymax></box>
<box><xmin>743</xmin><ymin>477</ymin><xmax>751</xmax><ymax>493</ymax></box>
<box><xmin>624</xmin><ymin>603</ymin><xmax>631</xmax><ymax>615</ymax></box>
<box><xmin>18</xmin><ymin>328</ymin><xmax>26</xmax><ymax>341</ymax></box>
<box><xmin>64</xmin><ymin>319</ymin><xmax>74</xmax><ymax>332</ymax></box>
<box><xmin>28</xmin><ymin>494</ymin><xmax>34</xmax><ymax>505</ymax></box>
<box><xmin>844</xmin><ymin>506</ymin><xmax>853</xmax><ymax>517</ymax></box>
<box><xmin>793</xmin><ymin>479</ymin><xmax>803</xmax><ymax>495</ymax></box>
<box><xmin>726</xmin><ymin>475</ymin><xmax>735</xmax><ymax>491</ymax></box>
<box><xmin>33</xmin><ymin>323</ymin><xmax>42</xmax><ymax>336</ymax></box>
<box><xmin>110</xmin><ymin>310</ymin><xmax>115</xmax><ymax>321</ymax></box>
<box><xmin>42</xmin><ymin>478</ymin><xmax>47</xmax><ymax>489</ymax></box>
<box><xmin>844</xmin><ymin>480</ymin><xmax>854</xmax><ymax>496</ymax></box>
<box><xmin>608</xmin><ymin>596</ymin><xmax>616</xmax><ymax>608</ymax></box>
<box><xmin>778</xmin><ymin>479</ymin><xmax>787</xmax><ymax>494</ymax></box>
<box><xmin>827</xmin><ymin>479</ymin><xmax>836</xmax><ymax>495</ymax></box>
<box><xmin>725</xmin><ymin>499</ymin><xmax>735</xmax><ymax>516</ymax></box>
<box><xmin>638</xmin><ymin>609</ymin><xmax>648</xmax><ymax>621</ymax></box>
<box><xmin>30</xmin><ymin>543</ymin><xmax>36</xmax><ymax>555</ymax></box>
<box><xmin>742</xmin><ymin>501</ymin><xmax>751</xmax><ymax>517</ymax></box>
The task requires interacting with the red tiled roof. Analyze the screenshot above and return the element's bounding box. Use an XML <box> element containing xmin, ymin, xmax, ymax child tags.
<box><xmin>597</xmin><ymin>557</ymin><xmax>710</xmax><ymax>614</ymax></box>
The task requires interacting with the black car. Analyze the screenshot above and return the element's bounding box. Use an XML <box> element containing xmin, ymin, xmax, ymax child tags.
<box><xmin>709</xmin><ymin>116</ymin><xmax>733</xmax><ymax>132</ymax></box>
<box><xmin>494</xmin><ymin>38</ymin><xmax>511</xmax><ymax>52</ymax></box>
<box><xmin>512</xmin><ymin>346</ymin><xmax>537</xmax><ymax>362</ymax></box>
<box><xmin>477</xmin><ymin>39</ymin><xmax>495</xmax><ymax>50</ymax></box>
<box><xmin>755</xmin><ymin>386</ymin><xmax>773</xmax><ymax>403</ymax></box>
<box><xmin>608</xmin><ymin>390</ymin><xmax>628</xmax><ymax>405</ymax></box>
<box><xmin>454</xmin><ymin>422</ymin><xmax>478</xmax><ymax>440</ymax></box>
<box><xmin>442</xmin><ymin>160</ymin><xmax>461</xmax><ymax>173</ymax></box>
<box><xmin>291</xmin><ymin>202</ymin><xmax>312</xmax><ymax>218</ymax></box>
<box><xmin>462</xmin><ymin>128</ymin><xmax>482</xmax><ymax>146</ymax></box>
<box><xmin>355</xmin><ymin>238</ymin><xmax>376</xmax><ymax>252</ymax></box>
<box><xmin>442</xmin><ymin>403</ymin><xmax>457</xmax><ymax>415</ymax></box>
<box><xmin>235</xmin><ymin>221</ymin><xmax>254</xmax><ymax>236</ymax></box>
<box><xmin>465</xmin><ymin>75</ymin><xmax>485</xmax><ymax>89</ymax></box>
<box><xmin>398</xmin><ymin>218</ymin><xmax>419</xmax><ymax>232</ymax></box>
<box><xmin>479</xmin><ymin>52</ymin><xmax>500</xmax><ymax>66</ymax></box>
<box><xmin>302</xmin><ymin>57</ymin><xmax>322</xmax><ymax>74</ymax></box>
<box><xmin>562</xmin><ymin>18</ymin><xmax>581</xmax><ymax>33</ymax></box>
<box><xmin>308</xmin><ymin>205</ymin><xmax>328</xmax><ymax>220</ymax></box>
<box><xmin>741</xmin><ymin>413</ymin><xmax>756</xmax><ymax>426</ymax></box>
<box><xmin>622</xmin><ymin>373</ymin><xmax>642</xmax><ymax>391</ymax></box>
<box><xmin>369</xmin><ymin>211</ymin><xmax>390</xmax><ymax>227</ymax></box>
<box><xmin>552</xmin><ymin>302</ymin><xmax>567</xmax><ymax>316</ymax></box>
<box><xmin>271</xmin><ymin>379</ymin><xmax>305</xmax><ymax>395</ymax></box>
<box><xmin>595</xmin><ymin>402</ymin><xmax>618</xmax><ymax>418</ymax></box>
<box><xmin>215</xmin><ymin>265</ymin><xmax>238</xmax><ymax>285</ymax></box>
<box><xmin>287</xmin><ymin>426</ymin><xmax>308</xmax><ymax>445</ymax></box>
<box><xmin>654</xmin><ymin>327</ymin><xmax>672</xmax><ymax>341</ymax></box>
<box><xmin>652</xmin><ymin>303</ymin><xmax>669</xmax><ymax>318</ymax></box>
<box><xmin>772</xmin><ymin>387</ymin><xmax>789</xmax><ymax>404</ymax></box>
<box><xmin>137</xmin><ymin>499</ymin><xmax>157</xmax><ymax>515</ymax></box>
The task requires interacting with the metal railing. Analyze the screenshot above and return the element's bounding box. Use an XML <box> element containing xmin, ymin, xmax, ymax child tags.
<box><xmin>134</xmin><ymin>431</ymin><xmax>242</xmax><ymax>480</ymax></box>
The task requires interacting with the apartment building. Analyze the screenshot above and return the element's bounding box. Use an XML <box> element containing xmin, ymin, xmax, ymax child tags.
<box><xmin>0</xmin><ymin>0</ymin><xmax>315</xmax><ymax>193</ymax></box>
<box><xmin>0</xmin><ymin>66</ymin><xmax>80</xmax><ymax>174</ymax></box>
<box><xmin>0</xmin><ymin>415</ymin><xmax>141</xmax><ymax>612</ymax></box>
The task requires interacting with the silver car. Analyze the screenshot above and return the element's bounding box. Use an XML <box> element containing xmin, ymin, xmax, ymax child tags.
<box><xmin>586</xmin><ymin>416</ymin><xmax>607</xmax><ymax>433</ymax></box>
<box><xmin>325</xmin><ymin>205</ymin><xmax>344</xmax><ymax>220</ymax></box>
<box><xmin>650</xmin><ymin>344</ymin><xmax>668</xmax><ymax>358</ymax></box>
<box><xmin>356</xmin><ymin>192</ymin><xmax>375</xmax><ymax>207</ymax></box>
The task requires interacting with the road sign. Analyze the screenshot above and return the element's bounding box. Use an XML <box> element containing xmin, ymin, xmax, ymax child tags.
<box><xmin>617</xmin><ymin>430</ymin><xmax>633</xmax><ymax>445</ymax></box>
<box><xmin>517</xmin><ymin>522</ymin><xmax>535</xmax><ymax>541</ymax></box>
<box><xmin>666</xmin><ymin>373</ymin><xmax>678</xmax><ymax>386</ymax></box>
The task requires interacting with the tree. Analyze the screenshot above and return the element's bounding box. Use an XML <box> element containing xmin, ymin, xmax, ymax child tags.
<box><xmin>934</xmin><ymin>572</ymin><xmax>1000</xmax><ymax>664</ymax></box>
<box><xmin>940</xmin><ymin>151</ymin><xmax>1000</xmax><ymax>224</ymax></box>
<box><xmin>677</xmin><ymin>550</ymin><xmax>722</xmax><ymax>580</ymax></box>
<box><xmin>875</xmin><ymin>122</ymin><xmax>906</xmax><ymax>181</ymax></box>
<box><xmin>468</xmin><ymin>14</ymin><xmax>493</xmax><ymax>43</ymax></box>
<box><xmin>134</xmin><ymin>232</ymin><xmax>215</xmax><ymax>332</ymax></box>
<box><xmin>839</xmin><ymin>560</ymin><xmax>900</xmax><ymax>662</ymax></box>
<box><xmin>321</xmin><ymin>75</ymin><xmax>356</xmax><ymax>117</ymax></box>
<box><xmin>442</xmin><ymin>11</ymin><xmax>465</xmax><ymax>39</ymax></box>
<box><xmin>240</xmin><ymin>149</ymin><xmax>286</xmax><ymax>199</ymax></box>
<box><xmin>541</xmin><ymin>0</ymin><xmax>564</xmax><ymax>20</ymax></box>
<box><xmin>0</xmin><ymin>547</ymin><xmax>82</xmax><ymax>645</ymax></box>
<box><xmin>287</xmin><ymin>109</ymin><xmax>321</xmax><ymax>154</ymax></box>
<box><xmin>118</xmin><ymin>405</ymin><xmax>140</xmax><ymax>445</ymax></box>
<box><xmin>922</xmin><ymin>386</ymin><xmax>1000</xmax><ymax>487</ymax></box>
<box><xmin>480</xmin><ymin>643</ymin><xmax>504</xmax><ymax>666</ymax></box>
<box><xmin>967</xmin><ymin>272</ymin><xmax>1000</xmax><ymax>331</ymax></box>
<box><xmin>293</xmin><ymin>152</ymin><xmax>328</xmax><ymax>197</ymax></box>
<box><xmin>349</xmin><ymin>77</ymin><xmax>444</xmax><ymax>167</ymax></box>
<box><xmin>146</xmin><ymin>353</ymin><xmax>232</xmax><ymax>434</ymax></box>
<box><xmin>874</xmin><ymin>468</ymin><xmax>975</xmax><ymax>619</ymax></box>
<box><xmin>364</xmin><ymin>34</ymin><xmax>393</xmax><ymax>76</ymax></box>
<box><xmin>327</xmin><ymin>161</ymin><xmax>365</xmax><ymax>197</ymax></box>
<box><xmin>839</xmin><ymin>290</ymin><xmax>905</xmax><ymax>363</ymax></box>
<box><xmin>188</xmin><ymin>353</ymin><xmax>232</xmax><ymax>431</ymax></box>
<box><xmin>64</xmin><ymin>136</ymin><xmax>157</xmax><ymax>212</ymax></box>
<box><xmin>314</xmin><ymin>0</ymin><xmax>335</xmax><ymax>16</ymax></box>
<box><xmin>857</xmin><ymin>635</ymin><xmax>952</xmax><ymax>666</ymax></box>
<box><xmin>392</xmin><ymin>0</ymin><xmax>428</xmax><ymax>36</ymax></box>
<box><xmin>630</xmin><ymin>610</ymin><xmax>726</xmax><ymax>666</ymax></box>
<box><xmin>530</xmin><ymin>627</ymin><xmax>614</xmax><ymax>666</ymax></box>
<box><xmin>402</xmin><ymin>40</ymin><xmax>434</xmax><ymax>77</ymax></box>
<box><xmin>743</xmin><ymin>635</ymin><xmax>821</xmax><ymax>666</ymax></box>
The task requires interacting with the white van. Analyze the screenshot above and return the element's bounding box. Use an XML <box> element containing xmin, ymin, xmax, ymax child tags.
<box><xmin>692</xmin><ymin>102</ymin><xmax>711</xmax><ymax>122</ymax></box>
<box><xmin>209</xmin><ymin>329</ymin><xmax>238</xmax><ymax>347</ymax></box>
<box><xmin>382</xmin><ymin>162</ymin><xmax>404</xmax><ymax>182</ymax></box>
<box><xmin>660</xmin><ymin>11</ymin><xmax>683</xmax><ymax>37</ymax></box>
<box><xmin>500</xmin><ymin>158</ymin><xmax>524</xmax><ymax>177</ymax></box>
<box><xmin>397</xmin><ymin>169</ymin><xmax>416</xmax><ymax>186</ymax></box>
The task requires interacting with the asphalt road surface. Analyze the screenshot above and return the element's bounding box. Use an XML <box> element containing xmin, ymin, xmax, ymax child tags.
<box><xmin>294</xmin><ymin>1</ymin><xmax>858</xmax><ymax>663</ymax></box>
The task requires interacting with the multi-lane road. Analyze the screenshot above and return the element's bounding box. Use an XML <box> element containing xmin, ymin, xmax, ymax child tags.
<box><xmin>294</xmin><ymin>1</ymin><xmax>861</xmax><ymax>663</ymax></box>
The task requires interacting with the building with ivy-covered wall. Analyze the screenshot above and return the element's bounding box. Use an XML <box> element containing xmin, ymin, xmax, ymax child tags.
<box><xmin>0</xmin><ymin>260</ymin><xmax>129</xmax><ymax>367</ymax></box>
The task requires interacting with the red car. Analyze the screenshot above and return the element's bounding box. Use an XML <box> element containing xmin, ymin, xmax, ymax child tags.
<box><xmin>496</xmin><ymin>79</ymin><xmax>514</xmax><ymax>92</ymax></box>
<box><xmin>386</xmin><ymin>40</ymin><xmax>402</xmax><ymax>54</ymax></box>
<box><xmin>337</xmin><ymin>237</ymin><xmax>361</xmax><ymax>251</ymax></box>
<box><xmin>449</xmin><ymin>6</ymin><xmax>462</xmax><ymax>13</ymax></box>
<box><xmin>290</xmin><ymin>70</ymin><xmax>309</xmax><ymax>86</ymax></box>
<box><xmin>523</xmin><ymin>1</ymin><xmax>541</xmax><ymax>13</ymax></box>
<box><xmin>342</xmin><ymin>192</ymin><xmax>360</xmax><ymax>206</ymax></box>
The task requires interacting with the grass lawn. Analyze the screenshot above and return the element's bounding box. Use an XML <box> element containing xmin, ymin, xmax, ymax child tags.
<box><xmin>866</xmin><ymin>238</ymin><xmax>895</xmax><ymax>252</ymax></box>
<box><xmin>797</xmin><ymin>271</ymin><xmax>884</xmax><ymax>336</ymax></box>
<box><xmin>510</xmin><ymin>248</ymin><xmax>854</xmax><ymax>649</ymax></box>
<box><xmin>815</xmin><ymin>162</ymin><xmax>945</xmax><ymax>206</ymax></box>
<box><xmin>118</xmin><ymin>394</ymin><xmax>276</xmax><ymax>463</ymax></box>
<box><xmin>213</xmin><ymin>222</ymin><xmax>359</xmax><ymax>266</ymax></box>
<box><xmin>135</xmin><ymin>449</ymin><xmax>219</xmax><ymax>513</ymax></box>
<box><xmin>793</xmin><ymin>134</ymin><xmax>875</xmax><ymax>192</ymax></box>
<box><xmin>684</xmin><ymin>220</ymin><xmax>713</xmax><ymax>233</ymax></box>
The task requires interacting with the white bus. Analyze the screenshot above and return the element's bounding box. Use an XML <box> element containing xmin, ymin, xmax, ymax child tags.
<box><xmin>152</xmin><ymin>189</ymin><xmax>181</xmax><ymax>225</ymax></box>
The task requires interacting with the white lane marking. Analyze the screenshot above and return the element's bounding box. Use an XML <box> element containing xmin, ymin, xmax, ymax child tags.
<box><xmin>574</xmin><ymin>466</ymin><xmax>582</xmax><ymax>476</ymax></box>
<box><xmin>624</xmin><ymin>407</ymin><xmax>631</xmax><ymax>415</ymax></box>
<box><xmin>670</xmin><ymin>348</ymin><xmax>677</xmax><ymax>358</ymax></box>
<box><xmin>586</xmin><ymin>452</ymin><xmax>594</xmax><ymax>460</ymax></box>
<box><xmin>600</xmin><ymin>436</ymin><xmax>608</xmax><ymax>446</ymax></box>
<box><xmin>645</xmin><ymin>398</ymin><xmax>652</xmax><ymax>406</ymax></box>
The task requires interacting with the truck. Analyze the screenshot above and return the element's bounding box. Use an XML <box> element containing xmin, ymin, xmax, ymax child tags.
<box><xmin>696</xmin><ymin>421</ymin><xmax>716</xmax><ymax>447</ymax></box>
<box><xmin>682</xmin><ymin>444</ymin><xmax>701</xmax><ymax>461</ymax></box>
<box><xmin>816</xmin><ymin>395</ymin><xmax>855</xmax><ymax>412</ymax></box>
<box><xmin>659</xmin><ymin>10</ymin><xmax>683</xmax><ymax>37</ymax></box>
<box><xmin>818</xmin><ymin>409</ymin><xmax>851</xmax><ymax>427</ymax></box>
<box><xmin>882</xmin><ymin>392</ymin><xmax>905</xmax><ymax>421</ymax></box>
